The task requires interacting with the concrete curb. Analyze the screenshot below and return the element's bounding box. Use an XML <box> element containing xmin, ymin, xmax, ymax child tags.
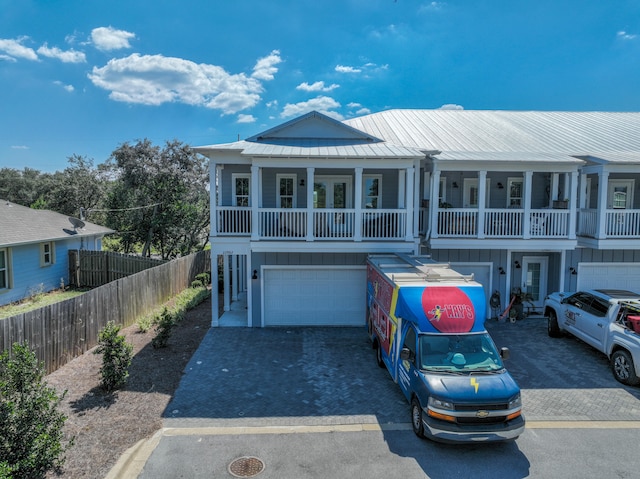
<box><xmin>104</xmin><ymin>429</ymin><xmax>163</xmax><ymax>479</ymax></box>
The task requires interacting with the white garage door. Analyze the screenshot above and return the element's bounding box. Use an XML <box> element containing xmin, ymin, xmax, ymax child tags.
<box><xmin>263</xmin><ymin>267</ymin><xmax>367</xmax><ymax>326</ymax></box>
<box><xmin>577</xmin><ymin>263</ymin><xmax>640</xmax><ymax>292</ymax></box>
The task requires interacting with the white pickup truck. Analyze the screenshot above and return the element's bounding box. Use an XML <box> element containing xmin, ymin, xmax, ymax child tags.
<box><xmin>544</xmin><ymin>289</ymin><xmax>640</xmax><ymax>386</ymax></box>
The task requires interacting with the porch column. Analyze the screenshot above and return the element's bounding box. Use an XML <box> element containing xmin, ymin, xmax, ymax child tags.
<box><xmin>232</xmin><ymin>255</ymin><xmax>238</xmax><ymax>301</ymax></box>
<box><xmin>568</xmin><ymin>171</ymin><xmax>578</xmax><ymax>240</ymax></box>
<box><xmin>405</xmin><ymin>166</ymin><xmax>414</xmax><ymax>240</ymax></box>
<box><xmin>306</xmin><ymin>167</ymin><xmax>315</xmax><ymax>241</ymax></box>
<box><xmin>477</xmin><ymin>170</ymin><xmax>487</xmax><ymax>239</ymax></box>
<box><xmin>354</xmin><ymin>167</ymin><xmax>363</xmax><ymax>241</ymax></box>
<box><xmin>211</xmin><ymin>163</ymin><xmax>220</xmax><ymax>237</ymax></box>
<box><xmin>596</xmin><ymin>170</ymin><xmax>609</xmax><ymax>239</ymax></box>
<box><xmin>211</xmin><ymin>253</ymin><xmax>220</xmax><ymax>327</ymax></box>
<box><xmin>430</xmin><ymin>170</ymin><xmax>441</xmax><ymax>238</ymax></box>
<box><xmin>413</xmin><ymin>160</ymin><xmax>421</xmax><ymax>239</ymax></box>
<box><xmin>523</xmin><ymin>171</ymin><xmax>533</xmax><ymax>239</ymax></box>
<box><xmin>250</xmin><ymin>165</ymin><xmax>260</xmax><ymax>240</ymax></box>
<box><xmin>223</xmin><ymin>251</ymin><xmax>231</xmax><ymax>311</ymax></box>
<box><xmin>579</xmin><ymin>173</ymin><xmax>588</xmax><ymax>209</ymax></box>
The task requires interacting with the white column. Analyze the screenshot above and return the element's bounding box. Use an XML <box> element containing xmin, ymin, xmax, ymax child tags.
<box><xmin>354</xmin><ymin>167</ymin><xmax>363</xmax><ymax>241</ymax></box>
<box><xmin>413</xmin><ymin>160</ymin><xmax>421</xmax><ymax>239</ymax></box>
<box><xmin>523</xmin><ymin>171</ymin><xmax>533</xmax><ymax>239</ymax></box>
<box><xmin>430</xmin><ymin>170</ymin><xmax>441</xmax><ymax>238</ymax></box>
<box><xmin>596</xmin><ymin>170</ymin><xmax>609</xmax><ymax>239</ymax></box>
<box><xmin>568</xmin><ymin>171</ymin><xmax>578</xmax><ymax>240</ymax></box>
<box><xmin>405</xmin><ymin>167</ymin><xmax>414</xmax><ymax>240</ymax></box>
<box><xmin>232</xmin><ymin>255</ymin><xmax>238</xmax><ymax>301</ymax></box>
<box><xmin>251</xmin><ymin>165</ymin><xmax>260</xmax><ymax>240</ymax></box>
<box><xmin>211</xmin><ymin>163</ymin><xmax>220</xmax><ymax>237</ymax></box>
<box><xmin>306</xmin><ymin>167</ymin><xmax>315</xmax><ymax>241</ymax></box>
<box><xmin>211</xmin><ymin>253</ymin><xmax>220</xmax><ymax>327</ymax></box>
<box><xmin>477</xmin><ymin>170</ymin><xmax>487</xmax><ymax>238</ymax></box>
<box><xmin>223</xmin><ymin>251</ymin><xmax>231</xmax><ymax>311</ymax></box>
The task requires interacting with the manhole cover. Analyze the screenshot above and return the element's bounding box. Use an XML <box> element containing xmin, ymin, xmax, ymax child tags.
<box><xmin>228</xmin><ymin>456</ymin><xmax>265</xmax><ymax>478</ymax></box>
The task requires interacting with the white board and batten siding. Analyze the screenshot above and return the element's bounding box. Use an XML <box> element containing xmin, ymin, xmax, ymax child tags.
<box><xmin>262</xmin><ymin>266</ymin><xmax>367</xmax><ymax>326</ymax></box>
<box><xmin>577</xmin><ymin>263</ymin><xmax>640</xmax><ymax>293</ymax></box>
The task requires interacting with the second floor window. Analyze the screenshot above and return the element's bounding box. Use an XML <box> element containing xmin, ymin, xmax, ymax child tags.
<box><xmin>508</xmin><ymin>178</ymin><xmax>523</xmax><ymax>208</ymax></box>
<box><xmin>277</xmin><ymin>175</ymin><xmax>296</xmax><ymax>208</ymax></box>
<box><xmin>363</xmin><ymin>175</ymin><xmax>382</xmax><ymax>209</ymax></box>
<box><xmin>233</xmin><ymin>174</ymin><xmax>250</xmax><ymax>207</ymax></box>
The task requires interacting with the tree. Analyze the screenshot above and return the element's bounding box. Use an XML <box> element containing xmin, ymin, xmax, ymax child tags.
<box><xmin>0</xmin><ymin>344</ymin><xmax>70</xmax><ymax>478</ymax></box>
<box><xmin>103</xmin><ymin>139</ymin><xmax>209</xmax><ymax>259</ymax></box>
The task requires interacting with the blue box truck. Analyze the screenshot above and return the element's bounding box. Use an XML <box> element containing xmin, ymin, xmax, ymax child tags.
<box><xmin>366</xmin><ymin>254</ymin><xmax>525</xmax><ymax>443</ymax></box>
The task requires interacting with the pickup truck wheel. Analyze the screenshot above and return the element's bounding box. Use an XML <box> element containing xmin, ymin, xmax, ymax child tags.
<box><xmin>411</xmin><ymin>397</ymin><xmax>425</xmax><ymax>438</ymax></box>
<box><xmin>375</xmin><ymin>342</ymin><xmax>385</xmax><ymax>368</ymax></box>
<box><xmin>547</xmin><ymin>310</ymin><xmax>562</xmax><ymax>338</ymax></box>
<box><xmin>611</xmin><ymin>350</ymin><xmax>640</xmax><ymax>386</ymax></box>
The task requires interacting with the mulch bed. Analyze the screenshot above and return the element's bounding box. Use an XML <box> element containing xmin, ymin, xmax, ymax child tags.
<box><xmin>44</xmin><ymin>294</ymin><xmax>215</xmax><ymax>479</ymax></box>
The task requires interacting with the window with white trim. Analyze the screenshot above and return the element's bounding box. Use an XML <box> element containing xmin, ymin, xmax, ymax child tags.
<box><xmin>363</xmin><ymin>175</ymin><xmax>382</xmax><ymax>209</ymax></box>
<box><xmin>0</xmin><ymin>249</ymin><xmax>9</xmax><ymax>290</ymax></box>
<box><xmin>232</xmin><ymin>174</ymin><xmax>250</xmax><ymax>207</ymax></box>
<box><xmin>508</xmin><ymin>177</ymin><xmax>523</xmax><ymax>208</ymax></box>
<box><xmin>41</xmin><ymin>242</ymin><xmax>55</xmax><ymax>266</ymax></box>
<box><xmin>276</xmin><ymin>174</ymin><xmax>296</xmax><ymax>208</ymax></box>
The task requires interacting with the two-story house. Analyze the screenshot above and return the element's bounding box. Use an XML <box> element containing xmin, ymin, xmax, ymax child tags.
<box><xmin>195</xmin><ymin>110</ymin><xmax>640</xmax><ymax>327</ymax></box>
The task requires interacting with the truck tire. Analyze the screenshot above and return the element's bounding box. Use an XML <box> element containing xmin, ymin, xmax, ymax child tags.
<box><xmin>611</xmin><ymin>350</ymin><xmax>640</xmax><ymax>386</ymax></box>
<box><xmin>375</xmin><ymin>342</ymin><xmax>385</xmax><ymax>368</ymax></box>
<box><xmin>547</xmin><ymin>310</ymin><xmax>562</xmax><ymax>338</ymax></box>
<box><xmin>411</xmin><ymin>397</ymin><xmax>425</xmax><ymax>438</ymax></box>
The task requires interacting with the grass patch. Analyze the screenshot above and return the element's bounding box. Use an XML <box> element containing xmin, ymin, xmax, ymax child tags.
<box><xmin>0</xmin><ymin>288</ymin><xmax>89</xmax><ymax>319</ymax></box>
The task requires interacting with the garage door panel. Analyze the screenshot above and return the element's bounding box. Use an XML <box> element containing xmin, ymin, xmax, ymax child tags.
<box><xmin>264</xmin><ymin>267</ymin><xmax>366</xmax><ymax>326</ymax></box>
<box><xmin>578</xmin><ymin>263</ymin><xmax>640</xmax><ymax>292</ymax></box>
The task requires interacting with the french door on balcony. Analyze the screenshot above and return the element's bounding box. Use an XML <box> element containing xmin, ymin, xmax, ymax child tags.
<box><xmin>314</xmin><ymin>176</ymin><xmax>352</xmax><ymax>237</ymax></box>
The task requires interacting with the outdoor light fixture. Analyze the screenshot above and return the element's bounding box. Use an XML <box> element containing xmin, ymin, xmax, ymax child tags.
<box><xmin>452</xmin><ymin>182</ymin><xmax>459</xmax><ymax>188</ymax></box>
<box><xmin>497</xmin><ymin>182</ymin><xmax>504</xmax><ymax>189</ymax></box>
<box><xmin>299</xmin><ymin>178</ymin><xmax>305</xmax><ymax>187</ymax></box>
<box><xmin>252</xmin><ymin>269</ymin><xmax>258</xmax><ymax>280</ymax></box>
<box><xmin>569</xmin><ymin>267</ymin><xmax>577</xmax><ymax>275</ymax></box>
<box><xmin>514</xmin><ymin>261</ymin><xmax>521</xmax><ymax>269</ymax></box>
<box><xmin>498</xmin><ymin>267</ymin><xmax>506</xmax><ymax>275</ymax></box>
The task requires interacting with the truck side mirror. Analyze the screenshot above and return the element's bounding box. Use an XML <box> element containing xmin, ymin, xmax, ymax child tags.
<box><xmin>400</xmin><ymin>347</ymin><xmax>415</xmax><ymax>362</ymax></box>
<box><xmin>500</xmin><ymin>347</ymin><xmax>510</xmax><ymax>360</ymax></box>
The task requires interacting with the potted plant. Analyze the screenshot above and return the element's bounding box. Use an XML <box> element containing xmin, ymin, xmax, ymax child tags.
<box><xmin>553</xmin><ymin>199</ymin><xmax>569</xmax><ymax>209</ymax></box>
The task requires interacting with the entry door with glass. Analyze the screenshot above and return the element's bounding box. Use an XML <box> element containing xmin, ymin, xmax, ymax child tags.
<box><xmin>521</xmin><ymin>256</ymin><xmax>548</xmax><ymax>312</ymax></box>
<box><xmin>314</xmin><ymin>176</ymin><xmax>353</xmax><ymax>237</ymax></box>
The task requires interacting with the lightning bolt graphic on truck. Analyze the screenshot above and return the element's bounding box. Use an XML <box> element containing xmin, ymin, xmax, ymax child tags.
<box><xmin>366</xmin><ymin>254</ymin><xmax>525</xmax><ymax>443</ymax></box>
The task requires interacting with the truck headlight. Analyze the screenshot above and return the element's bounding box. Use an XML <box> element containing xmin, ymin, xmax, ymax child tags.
<box><xmin>508</xmin><ymin>394</ymin><xmax>522</xmax><ymax>409</ymax></box>
<box><xmin>428</xmin><ymin>397</ymin><xmax>454</xmax><ymax>410</ymax></box>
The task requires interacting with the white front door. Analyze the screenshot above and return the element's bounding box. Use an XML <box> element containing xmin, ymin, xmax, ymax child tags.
<box><xmin>521</xmin><ymin>256</ymin><xmax>548</xmax><ymax>309</ymax></box>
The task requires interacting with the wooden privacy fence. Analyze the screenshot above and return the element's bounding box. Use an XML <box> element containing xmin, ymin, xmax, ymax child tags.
<box><xmin>69</xmin><ymin>250</ymin><xmax>166</xmax><ymax>287</ymax></box>
<box><xmin>0</xmin><ymin>250</ymin><xmax>210</xmax><ymax>374</ymax></box>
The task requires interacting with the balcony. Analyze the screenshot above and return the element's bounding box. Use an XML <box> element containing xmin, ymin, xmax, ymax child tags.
<box><xmin>214</xmin><ymin>207</ymin><xmax>408</xmax><ymax>241</ymax></box>
<box><xmin>578</xmin><ymin>209</ymin><xmax>640</xmax><ymax>238</ymax></box>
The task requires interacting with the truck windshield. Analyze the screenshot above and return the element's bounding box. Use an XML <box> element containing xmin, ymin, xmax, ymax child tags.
<box><xmin>418</xmin><ymin>333</ymin><xmax>504</xmax><ymax>373</ymax></box>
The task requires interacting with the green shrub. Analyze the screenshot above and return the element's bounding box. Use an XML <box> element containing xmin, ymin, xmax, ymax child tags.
<box><xmin>0</xmin><ymin>343</ymin><xmax>71</xmax><ymax>478</ymax></box>
<box><xmin>152</xmin><ymin>307</ymin><xmax>175</xmax><ymax>348</ymax></box>
<box><xmin>191</xmin><ymin>279</ymin><xmax>204</xmax><ymax>289</ymax></box>
<box><xmin>195</xmin><ymin>272</ymin><xmax>211</xmax><ymax>285</ymax></box>
<box><xmin>94</xmin><ymin>322</ymin><xmax>133</xmax><ymax>392</ymax></box>
<box><xmin>137</xmin><ymin>313</ymin><xmax>156</xmax><ymax>333</ymax></box>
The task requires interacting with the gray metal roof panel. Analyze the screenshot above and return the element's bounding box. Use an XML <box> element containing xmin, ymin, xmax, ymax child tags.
<box><xmin>0</xmin><ymin>201</ymin><xmax>114</xmax><ymax>247</ymax></box>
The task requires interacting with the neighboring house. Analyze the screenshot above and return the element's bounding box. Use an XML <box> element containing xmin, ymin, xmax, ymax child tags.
<box><xmin>0</xmin><ymin>200</ymin><xmax>114</xmax><ymax>306</ymax></box>
<box><xmin>194</xmin><ymin>110</ymin><xmax>640</xmax><ymax>327</ymax></box>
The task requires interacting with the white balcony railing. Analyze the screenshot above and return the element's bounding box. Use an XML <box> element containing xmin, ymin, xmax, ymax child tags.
<box><xmin>578</xmin><ymin>209</ymin><xmax>640</xmax><ymax>238</ymax></box>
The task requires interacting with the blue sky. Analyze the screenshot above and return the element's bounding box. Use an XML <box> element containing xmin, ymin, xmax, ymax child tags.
<box><xmin>1</xmin><ymin>0</ymin><xmax>639</xmax><ymax>173</ymax></box>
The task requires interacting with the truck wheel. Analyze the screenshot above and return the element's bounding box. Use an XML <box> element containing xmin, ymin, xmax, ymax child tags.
<box><xmin>375</xmin><ymin>343</ymin><xmax>385</xmax><ymax>368</ymax></box>
<box><xmin>411</xmin><ymin>397</ymin><xmax>425</xmax><ymax>438</ymax></box>
<box><xmin>611</xmin><ymin>350</ymin><xmax>640</xmax><ymax>386</ymax></box>
<box><xmin>547</xmin><ymin>310</ymin><xmax>562</xmax><ymax>338</ymax></box>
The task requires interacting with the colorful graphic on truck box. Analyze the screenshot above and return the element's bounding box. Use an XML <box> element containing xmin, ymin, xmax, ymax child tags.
<box><xmin>367</xmin><ymin>264</ymin><xmax>399</xmax><ymax>360</ymax></box>
<box><xmin>395</xmin><ymin>285</ymin><xmax>486</xmax><ymax>333</ymax></box>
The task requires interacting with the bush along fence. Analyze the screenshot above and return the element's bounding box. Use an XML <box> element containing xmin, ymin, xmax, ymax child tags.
<box><xmin>0</xmin><ymin>250</ymin><xmax>210</xmax><ymax>374</ymax></box>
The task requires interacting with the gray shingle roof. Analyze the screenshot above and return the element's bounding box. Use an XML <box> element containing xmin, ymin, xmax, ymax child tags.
<box><xmin>0</xmin><ymin>200</ymin><xmax>114</xmax><ymax>247</ymax></box>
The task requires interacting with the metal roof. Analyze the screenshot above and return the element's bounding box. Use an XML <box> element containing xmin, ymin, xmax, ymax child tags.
<box><xmin>0</xmin><ymin>200</ymin><xmax>114</xmax><ymax>247</ymax></box>
<box><xmin>344</xmin><ymin>110</ymin><xmax>640</xmax><ymax>159</ymax></box>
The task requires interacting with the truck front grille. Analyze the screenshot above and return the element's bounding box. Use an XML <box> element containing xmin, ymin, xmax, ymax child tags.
<box><xmin>454</xmin><ymin>403</ymin><xmax>508</xmax><ymax>412</ymax></box>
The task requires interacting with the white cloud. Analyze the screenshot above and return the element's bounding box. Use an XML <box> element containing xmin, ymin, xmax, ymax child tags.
<box><xmin>0</xmin><ymin>37</ymin><xmax>38</xmax><ymax>61</ymax></box>
<box><xmin>251</xmin><ymin>50</ymin><xmax>282</xmax><ymax>80</ymax></box>
<box><xmin>296</xmin><ymin>81</ymin><xmax>340</xmax><ymax>92</ymax></box>
<box><xmin>38</xmin><ymin>43</ymin><xmax>86</xmax><ymax>63</ymax></box>
<box><xmin>266</xmin><ymin>100</ymin><xmax>279</xmax><ymax>108</ymax></box>
<box><xmin>237</xmin><ymin>114</ymin><xmax>256</xmax><ymax>123</ymax></box>
<box><xmin>91</xmin><ymin>26</ymin><xmax>135</xmax><ymax>51</ymax></box>
<box><xmin>335</xmin><ymin>65</ymin><xmax>361</xmax><ymax>73</ymax></box>
<box><xmin>54</xmin><ymin>80</ymin><xmax>75</xmax><ymax>92</ymax></box>
<box><xmin>11</xmin><ymin>145</ymin><xmax>29</xmax><ymax>150</ymax></box>
<box><xmin>355</xmin><ymin>107</ymin><xmax>371</xmax><ymax>115</ymax></box>
<box><xmin>439</xmin><ymin>104</ymin><xmax>464</xmax><ymax>110</ymax></box>
<box><xmin>281</xmin><ymin>96</ymin><xmax>343</xmax><ymax>120</ymax></box>
<box><xmin>617</xmin><ymin>30</ymin><xmax>638</xmax><ymax>41</ymax></box>
<box><xmin>88</xmin><ymin>53</ymin><xmax>278</xmax><ymax>114</ymax></box>
<box><xmin>419</xmin><ymin>2</ymin><xmax>446</xmax><ymax>13</ymax></box>
<box><xmin>0</xmin><ymin>54</ymin><xmax>17</xmax><ymax>62</ymax></box>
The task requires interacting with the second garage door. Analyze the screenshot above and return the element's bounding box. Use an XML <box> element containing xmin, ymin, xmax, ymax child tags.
<box><xmin>577</xmin><ymin>262</ymin><xmax>640</xmax><ymax>292</ymax></box>
<box><xmin>263</xmin><ymin>266</ymin><xmax>366</xmax><ymax>326</ymax></box>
